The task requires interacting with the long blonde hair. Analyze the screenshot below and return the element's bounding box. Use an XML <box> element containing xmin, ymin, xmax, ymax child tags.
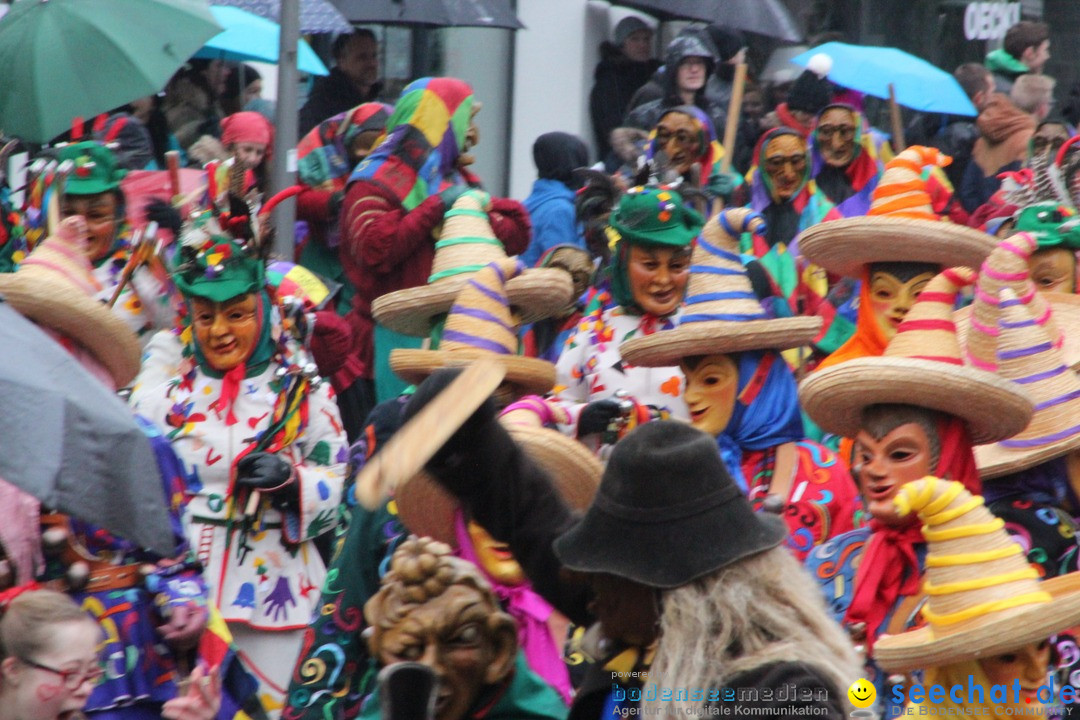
<box><xmin>645</xmin><ymin>546</ymin><xmax>861</xmax><ymax>716</ymax></box>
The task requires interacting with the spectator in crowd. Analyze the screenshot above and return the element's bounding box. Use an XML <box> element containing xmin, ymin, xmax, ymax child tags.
<box><xmin>589</xmin><ymin>16</ymin><xmax>659</xmax><ymax>164</ymax></box>
<box><xmin>521</xmin><ymin>132</ymin><xmax>589</xmax><ymax>268</ymax></box>
<box><xmin>1010</xmin><ymin>73</ymin><xmax>1057</xmax><ymax>122</ymax></box>
<box><xmin>220</xmin><ymin>64</ymin><xmax>263</xmax><ymax>117</ymax></box>
<box><xmin>986</xmin><ymin>21</ymin><xmax>1050</xmax><ymax>93</ymax></box>
<box><xmin>761</xmin><ymin>67</ymin><xmax>833</xmax><ymax>139</ymax></box>
<box><xmin>960</xmin><ymin>92</ymin><xmax>1035</xmax><ymax>213</ymax></box>
<box><xmin>907</xmin><ymin>63</ymin><xmax>996</xmax><ymax>188</ymax></box>
<box><xmin>300</xmin><ymin>30</ymin><xmax>383</xmax><ymax>135</ymax></box>
<box><xmin>625</xmin><ymin>35</ymin><xmax>725</xmax><ymax>143</ymax></box>
<box><xmin>164</xmin><ymin>59</ymin><xmax>227</xmax><ymax>153</ymax></box>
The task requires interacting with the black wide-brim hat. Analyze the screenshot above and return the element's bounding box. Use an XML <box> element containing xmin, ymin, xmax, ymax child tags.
<box><xmin>553</xmin><ymin>421</ymin><xmax>787</xmax><ymax>588</ymax></box>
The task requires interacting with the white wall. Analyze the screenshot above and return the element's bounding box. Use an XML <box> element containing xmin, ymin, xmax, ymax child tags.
<box><xmin>443</xmin><ymin>27</ymin><xmax>514</xmax><ymax>197</ymax></box>
<box><xmin>507</xmin><ymin>1</ymin><xmax>659</xmax><ymax>200</ymax></box>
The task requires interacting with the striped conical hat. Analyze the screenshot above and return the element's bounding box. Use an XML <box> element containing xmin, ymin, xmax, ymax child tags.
<box><xmin>372</xmin><ymin>189</ymin><xmax>573</xmax><ymax>337</ymax></box>
<box><xmin>619</xmin><ymin>208</ymin><xmax>821</xmax><ymax>367</ymax></box>
<box><xmin>975</xmin><ymin>287</ymin><xmax>1080</xmax><ymax>479</ymax></box>
<box><xmin>0</xmin><ymin>216</ymin><xmax>140</xmax><ymax>388</ymax></box>
<box><xmin>799</xmin><ymin>146</ymin><xmax>998</xmax><ymax>278</ymax></box>
<box><xmin>875</xmin><ymin>477</ymin><xmax>1080</xmax><ymax>672</ymax></box>
<box><xmin>799</xmin><ymin>268</ymin><xmax>1033</xmax><ymax>445</ymax></box>
<box><xmin>955</xmin><ymin>232</ymin><xmax>1080</xmax><ymax>371</ymax></box>
<box><xmin>390</xmin><ymin>257</ymin><xmax>556</xmax><ymax>396</ymax></box>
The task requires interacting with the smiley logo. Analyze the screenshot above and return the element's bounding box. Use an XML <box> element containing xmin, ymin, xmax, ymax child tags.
<box><xmin>848</xmin><ymin>679</ymin><xmax>876</xmax><ymax>709</ymax></box>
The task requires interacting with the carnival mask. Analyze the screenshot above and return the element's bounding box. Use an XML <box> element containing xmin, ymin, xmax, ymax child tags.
<box><xmin>1031</xmin><ymin>124</ymin><xmax>1069</xmax><ymax>161</ymax></box>
<box><xmin>191</xmin><ymin>293</ymin><xmax>260</xmax><ymax>372</ymax></box>
<box><xmin>868</xmin><ymin>268</ymin><xmax>935</xmax><ymax>341</ymax></box>
<box><xmin>366</xmin><ymin>539</ymin><xmax>517</xmax><ymax>720</ymax></box>
<box><xmin>816</xmin><ymin>107</ymin><xmax>858</xmax><ymax>168</ymax></box>
<box><xmin>852</xmin><ymin>421</ymin><xmax>933</xmax><ymax>526</ymax></box>
<box><xmin>763</xmin><ymin>134</ymin><xmax>808</xmax><ymax>203</ymax></box>
<box><xmin>978</xmin><ymin>640</ymin><xmax>1052</xmax><ymax>707</ymax></box>
<box><xmin>467</xmin><ymin>520</ymin><xmax>525</xmax><ymax>586</ymax></box>
<box><xmin>457</xmin><ymin>102</ymin><xmax>482</xmax><ymax>170</ymax></box>
<box><xmin>60</xmin><ymin>192</ymin><xmax>119</xmax><ymax>263</ymax></box>
<box><xmin>1029</xmin><ymin>247</ymin><xmax>1077</xmax><ymax>294</ymax></box>
<box><xmin>680</xmin><ymin>354</ymin><xmax>738</xmax><ymax>438</ymax></box>
<box><xmin>654</xmin><ymin>111</ymin><xmax>702</xmax><ymax>176</ymax></box>
<box><xmin>627</xmin><ymin>244</ymin><xmax>691</xmax><ymax>317</ymax></box>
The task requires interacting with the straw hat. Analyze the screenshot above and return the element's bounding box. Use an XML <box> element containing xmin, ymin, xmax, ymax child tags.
<box><xmin>955</xmin><ymin>232</ymin><xmax>1080</xmax><ymax>371</ymax></box>
<box><xmin>974</xmin><ymin>287</ymin><xmax>1080</xmax><ymax>479</ymax></box>
<box><xmin>874</xmin><ymin>477</ymin><xmax>1080</xmax><ymax>672</ymax></box>
<box><xmin>799</xmin><ymin>146</ymin><xmax>998</xmax><ymax>278</ymax></box>
<box><xmin>390</xmin><ymin>258</ymin><xmax>557</xmax><ymax>395</ymax></box>
<box><xmin>371</xmin><ymin>189</ymin><xmax>573</xmax><ymax>337</ymax></box>
<box><xmin>619</xmin><ymin>208</ymin><xmax>822</xmax><ymax>367</ymax></box>
<box><xmin>798</xmin><ymin>268</ymin><xmax>1033</xmax><ymax>445</ymax></box>
<box><xmin>0</xmin><ymin>216</ymin><xmax>140</xmax><ymax>388</ymax></box>
<box><xmin>397</xmin><ymin>406</ymin><xmax>602</xmax><ymax>544</ymax></box>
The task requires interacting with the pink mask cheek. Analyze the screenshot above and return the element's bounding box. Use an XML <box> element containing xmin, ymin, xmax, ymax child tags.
<box><xmin>36</xmin><ymin>681</ymin><xmax>65</xmax><ymax>702</ymax></box>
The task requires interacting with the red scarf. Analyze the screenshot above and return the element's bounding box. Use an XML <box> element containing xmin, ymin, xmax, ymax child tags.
<box><xmin>775</xmin><ymin>103</ymin><xmax>815</xmax><ymax>139</ymax></box>
<box><xmin>844</xmin><ymin>416</ymin><xmax>981</xmax><ymax>649</ymax></box>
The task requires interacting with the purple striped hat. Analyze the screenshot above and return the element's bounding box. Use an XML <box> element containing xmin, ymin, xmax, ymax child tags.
<box><xmin>975</xmin><ymin>287</ymin><xmax>1080</xmax><ymax>479</ymax></box>
<box><xmin>390</xmin><ymin>258</ymin><xmax>556</xmax><ymax>397</ymax></box>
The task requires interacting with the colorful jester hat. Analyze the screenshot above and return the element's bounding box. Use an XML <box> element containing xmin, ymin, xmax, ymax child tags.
<box><xmin>171</xmin><ymin>210</ymin><xmax>265</xmax><ymax>303</ymax></box>
<box><xmin>56</xmin><ymin>141</ymin><xmax>126</xmax><ymax>196</ymax></box>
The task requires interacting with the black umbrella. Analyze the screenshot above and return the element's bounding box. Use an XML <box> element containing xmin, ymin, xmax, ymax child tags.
<box><xmin>0</xmin><ymin>301</ymin><xmax>174</xmax><ymax>556</ymax></box>
<box><xmin>330</xmin><ymin>0</ymin><xmax>523</xmax><ymax>28</ymax></box>
<box><xmin>607</xmin><ymin>0</ymin><xmax>802</xmax><ymax>42</ymax></box>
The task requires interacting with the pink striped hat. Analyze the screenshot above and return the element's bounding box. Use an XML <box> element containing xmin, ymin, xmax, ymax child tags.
<box><xmin>955</xmin><ymin>232</ymin><xmax>1080</xmax><ymax>372</ymax></box>
<box><xmin>799</xmin><ymin>268</ymin><xmax>1033</xmax><ymax>445</ymax></box>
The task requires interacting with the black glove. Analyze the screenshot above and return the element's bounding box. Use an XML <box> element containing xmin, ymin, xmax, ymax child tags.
<box><xmin>236</xmin><ymin>452</ymin><xmax>294</xmax><ymax>491</ymax></box>
<box><xmin>402</xmin><ymin>367</ymin><xmax>498</xmax><ymax>471</ymax></box>
<box><xmin>577</xmin><ymin>399</ymin><xmax>622</xmax><ymax>437</ymax></box>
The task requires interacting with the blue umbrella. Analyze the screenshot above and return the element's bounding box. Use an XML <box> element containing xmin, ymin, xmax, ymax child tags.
<box><xmin>195</xmin><ymin>5</ymin><xmax>328</xmax><ymax>75</ymax></box>
<box><xmin>790</xmin><ymin>42</ymin><xmax>977</xmax><ymax>117</ymax></box>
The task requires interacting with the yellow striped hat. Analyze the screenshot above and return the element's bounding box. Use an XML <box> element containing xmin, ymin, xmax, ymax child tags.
<box><xmin>874</xmin><ymin>476</ymin><xmax>1080</xmax><ymax>673</ymax></box>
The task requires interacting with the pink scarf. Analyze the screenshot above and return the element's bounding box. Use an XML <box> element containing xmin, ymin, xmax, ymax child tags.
<box><xmin>453</xmin><ymin>511</ymin><xmax>572</xmax><ymax>703</ymax></box>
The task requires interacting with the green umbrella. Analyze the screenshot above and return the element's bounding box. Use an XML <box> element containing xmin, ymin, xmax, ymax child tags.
<box><xmin>0</xmin><ymin>0</ymin><xmax>222</xmax><ymax>143</ymax></box>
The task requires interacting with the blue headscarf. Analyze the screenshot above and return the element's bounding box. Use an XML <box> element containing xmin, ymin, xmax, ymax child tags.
<box><xmin>714</xmin><ymin>350</ymin><xmax>805</xmax><ymax>491</ymax></box>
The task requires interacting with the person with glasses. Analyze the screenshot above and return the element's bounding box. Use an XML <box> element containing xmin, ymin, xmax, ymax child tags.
<box><xmin>0</xmin><ymin>588</ymin><xmax>219</xmax><ymax>720</ymax></box>
<box><xmin>740</xmin><ymin>127</ymin><xmax>844</xmax><ymax>371</ymax></box>
<box><xmin>809</xmin><ymin>104</ymin><xmax>886</xmax><ymax>217</ymax></box>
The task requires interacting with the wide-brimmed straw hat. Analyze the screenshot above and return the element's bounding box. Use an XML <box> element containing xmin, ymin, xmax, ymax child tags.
<box><xmin>371</xmin><ymin>189</ymin><xmax>573</xmax><ymax>337</ymax></box>
<box><xmin>397</xmin><ymin>406</ymin><xmax>602</xmax><ymax>544</ymax></box>
<box><xmin>874</xmin><ymin>477</ymin><xmax>1080</xmax><ymax>672</ymax></box>
<box><xmin>974</xmin><ymin>287</ymin><xmax>1080</xmax><ymax>479</ymax></box>
<box><xmin>955</xmin><ymin>232</ymin><xmax>1080</xmax><ymax>371</ymax></box>
<box><xmin>390</xmin><ymin>258</ymin><xmax>557</xmax><ymax>396</ymax></box>
<box><xmin>799</xmin><ymin>146</ymin><xmax>998</xmax><ymax>278</ymax></box>
<box><xmin>798</xmin><ymin>268</ymin><xmax>1033</xmax><ymax>445</ymax></box>
<box><xmin>619</xmin><ymin>208</ymin><xmax>821</xmax><ymax>367</ymax></box>
<box><xmin>0</xmin><ymin>216</ymin><xmax>140</xmax><ymax>388</ymax></box>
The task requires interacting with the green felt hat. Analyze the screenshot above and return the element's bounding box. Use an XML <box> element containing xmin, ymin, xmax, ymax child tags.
<box><xmin>1013</xmin><ymin>202</ymin><xmax>1080</xmax><ymax>250</ymax></box>
<box><xmin>57</xmin><ymin>141</ymin><xmax>126</xmax><ymax>195</ymax></box>
<box><xmin>172</xmin><ymin>213</ymin><xmax>264</xmax><ymax>302</ymax></box>
<box><xmin>608</xmin><ymin>185</ymin><xmax>703</xmax><ymax>248</ymax></box>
